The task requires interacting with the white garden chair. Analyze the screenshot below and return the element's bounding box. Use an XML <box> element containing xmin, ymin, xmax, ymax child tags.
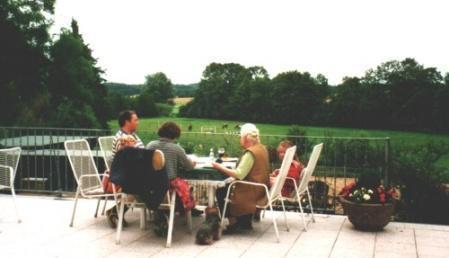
<box><xmin>97</xmin><ymin>136</ymin><xmax>116</xmax><ymax>216</ymax></box>
<box><xmin>116</xmin><ymin>188</ymin><xmax>193</xmax><ymax>247</ymax></box>
<box><xmin>100</xmin><ymin>135</ymin><xmax>191</xmax><ymax>247</ymax></box>
<box><xmin>97</xmin><ymin>136</ymin><xmax>157</xmax><ymax>241</ymax></box>
<box><xmin>0</xmin><ymin>147</ymin><xmax>22</xmax><ymax>223</ymax></box>
<box><xmin>220</xmin><ymin>146</ymin><xmax>297</xmax><ymax>242</ymax></box>
<box><xmin>65</xmin><ymin>139</ymin><xmax>120</xmax><ymax>227</ymax></box>
<box><xmin>283</xmin><ymin>143</ymin><xmax>323</xmax><ymax>231</ymax></box>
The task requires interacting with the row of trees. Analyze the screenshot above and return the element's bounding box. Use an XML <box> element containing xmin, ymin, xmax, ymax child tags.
<box><xmin>106</xmin><ymin>72</ymin><xmax>174</xmax><ymax>118</ymax></box>
<box><xmin>181</xmin><ymin>60</ymin><xmax>449</xmax><ymax>133</ymax></box>
<box><xmin>1</xmin><ymin>1</ymin><xmax>109</xmax><ymax>128</ymax></box>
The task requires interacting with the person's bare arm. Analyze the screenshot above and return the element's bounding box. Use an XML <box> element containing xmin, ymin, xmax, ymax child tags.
<box><xmin>212</xmin><ymin>163</ymin><xmax>239</xmax><ymax>178</ymax></box>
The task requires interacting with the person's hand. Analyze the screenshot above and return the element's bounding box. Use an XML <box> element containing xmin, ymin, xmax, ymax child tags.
<box><xmin>269</xmin><ymin>176</ymin><xmax>277</xmax><ymax>187</ymax></box>
<box><xmin>191</xmin><ymin>160</ymin><xmax>197</xmax><ymax>167</ymax></box>
<box><xmin>272</xmin><ymin>169</ymin><xmax>280</xmax><ymax>176</ymax></box>
<box><xmin>212</xmin><ymin>162</ymin><xmax>222</xmax><ymax>170</ymax></box>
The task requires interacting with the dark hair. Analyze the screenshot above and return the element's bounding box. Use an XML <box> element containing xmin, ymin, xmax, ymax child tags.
<box><xmin>118</xmin><ymin>110</ymin><xmax>136</xmax><ymax>127</ymax></box>
<box><xmin>158</xmin><ymin>122</ymin><xmax>181</xmax><ymax>139</ymax></box>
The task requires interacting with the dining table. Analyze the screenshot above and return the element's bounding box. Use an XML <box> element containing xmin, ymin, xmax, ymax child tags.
<box><xmin>181</xmin><ymin>156</ymin><xmax>237</xmax><ymax>208</ymax></box>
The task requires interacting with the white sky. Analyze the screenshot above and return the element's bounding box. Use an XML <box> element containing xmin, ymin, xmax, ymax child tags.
<box><xmin>51</xmin><ymin>0</ymin><xmax>449</xmax><ymax>85</ymax></box>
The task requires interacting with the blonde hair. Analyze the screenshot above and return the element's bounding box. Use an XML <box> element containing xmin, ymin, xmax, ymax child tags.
<box><xmin>278</xmin><ymin>140</ymin><xmax>299</xmax><ymax>161</ymax></box>
<box><xmin>117</xmin><ymin>135</ymin><xmax>136</xmax><ymax>150</ymax></box>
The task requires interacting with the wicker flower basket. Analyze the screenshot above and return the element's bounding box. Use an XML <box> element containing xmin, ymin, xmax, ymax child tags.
<box><xmin>338</xmin><ymin>196</ymin><xmax>395</xmax><ymax>231</ymax></box>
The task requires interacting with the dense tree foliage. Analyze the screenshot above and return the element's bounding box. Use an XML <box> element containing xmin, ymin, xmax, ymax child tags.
<box><xmin>48</xmin><ymin>20</ymin><xmax>109</xmax><ymax>128</ymax></box>
<box><xmin>0</xmin><ymin>0</ymin><xmax>55</xmax><ymax>126</ymax></box>
<box><xmin>143</xmin><ymin>72</ymin><xmax>174</xmax><ymax>102</ymax></box>
<box><xmin>181</xmin><ymin>60</ymin><xmax>449</xmax><ymax>133</ymax></box>
<box><xmin>0</xmin><ymin>1</ymin><xmax>160</xmax><ymax>128</ymax></box>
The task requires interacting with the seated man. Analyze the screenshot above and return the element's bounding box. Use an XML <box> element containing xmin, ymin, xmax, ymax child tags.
<box><xmin>213</xmin><ymin>123</ymin><xmax>270</xmax><ymax>233</ymax></box>
<box><xmin>106</xmin><ymin>110</ymin><xmax>144</xmax><ymax>228</ymax></box>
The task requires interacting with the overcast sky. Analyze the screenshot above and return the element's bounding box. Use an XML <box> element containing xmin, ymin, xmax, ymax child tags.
<box><xmin>51</xmin><ymin>0</ymin><xmax>449</xmax><ymax>85</ymax></box>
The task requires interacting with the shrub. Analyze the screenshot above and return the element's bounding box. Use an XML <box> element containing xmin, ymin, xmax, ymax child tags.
<box><xmin>391</xmin><ymin>141</ymin><xmax>449</xmax><ymax>224</ymax></box>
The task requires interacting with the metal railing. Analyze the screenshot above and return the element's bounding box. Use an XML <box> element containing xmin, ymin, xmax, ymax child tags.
<box><xmin>0</xmin><ymin>126</ymin><xmax>390</xmax><ymax>214</ymax></box>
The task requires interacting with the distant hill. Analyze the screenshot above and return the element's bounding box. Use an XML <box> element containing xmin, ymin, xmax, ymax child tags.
<box><xmin>105</xmin><ymin>82</ymin><xmax>198</xmax><ymax>97</ymax></box>
<box><xmin>173</xmin><ymin>83</ymin><xmax>199</xmax><ymax>97</ymax></box>
<box><xmin>105</xmin><ymin>82</ymin><xmax>142</xmax><ymax>96</ymax></box>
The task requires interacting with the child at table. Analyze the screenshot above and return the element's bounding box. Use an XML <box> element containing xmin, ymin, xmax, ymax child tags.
<box><xmin>270</xmin><ymin>140</ymin><xmax>305</xmax><ymax>197</ymax></box>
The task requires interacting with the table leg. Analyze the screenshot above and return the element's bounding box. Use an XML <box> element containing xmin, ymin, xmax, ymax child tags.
<box><xmin>208</xmin><ymin>185</ymin><xmax>215</xmax><ymax>208</ymax></box>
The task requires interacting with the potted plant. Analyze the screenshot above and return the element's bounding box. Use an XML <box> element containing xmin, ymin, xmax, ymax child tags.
<box><xmin>338</xmin><ymin>174</ymin><xmax>400</xmax><ymax>231</ymax></box>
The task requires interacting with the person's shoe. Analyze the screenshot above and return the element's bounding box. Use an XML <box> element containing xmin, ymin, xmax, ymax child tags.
<box><xmin>253</xmin><ymin>212</ymin><xmax>261</xmax><ymax>222</ymax></box>
<box><xmin>191</xmin><ymin>208</ymin><xmax>204</xmax><ymax>217</ymax></box>
<box><xmin>238</xmin><ymin>220</ymin><xmax>253</xmax><ymax>230</ymax></box>
<box><xmin>222</xmin><ymin>223</ymin><xmax>242</xmax><ymax>235</ymax></box>
<box><xmin>237</xmin><ymin>215</ymin><xmax>253</xmax><ymax>230</ymax></box>
<box><xmin>153</xmin><ymin>211</ymin><xmax>169</xmax><ymax>237</ymax></box>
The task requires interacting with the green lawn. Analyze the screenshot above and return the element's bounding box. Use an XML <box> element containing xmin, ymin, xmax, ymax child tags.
<box><xmin>108</xmin><ymin>117</ymin><xmax>449</xmax><ymax>169</ymax></box>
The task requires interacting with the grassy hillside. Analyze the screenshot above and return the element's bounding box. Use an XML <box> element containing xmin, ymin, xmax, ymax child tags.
<box><xmin>108</xmin><ymin>117</ymin><xmax>449</xmax><ymax>168</ymax></box>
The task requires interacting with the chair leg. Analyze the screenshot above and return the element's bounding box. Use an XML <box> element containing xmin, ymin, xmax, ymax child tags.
<box><xmin>101</xmin><ymin>196</ymin><xmax>108</xmax><ymax>215</ymax></box>
<box><xmin>220</xmin><ymin>187</ymin><xmax>232</xmax><ymax>231</ymax></box>
<box><xmin>268</xmin><ymin>201</ymin><xmax>280</xmax><ymax>243</ymax></box>
<box><xmin>116</xmin><ymin>195</ymin><xmax>126</xmax><ymax>244</ymax></box>
<box><xmin>69</xmin><ymin>188</ymin><xmax>80</xmax><ymax>227</ymax></box>
<box><xmin>306</xmin><ymin>188</ymin><xmax>316</xmax><ymax>223</ymax></box>
<box><xmin>298</xmin><ymin>197</ymin><xmax>307</xmax><ymax>232</ymax></box>
<box><xmin>11</xmin><ymin>186</ymin><xmax>21</xmax><ymax>223</ymax></box>
<box><xmin>166</xmin><ymin>191</ymin><xmax>176</xmax><ymax>248</ymax></box>
<box><xmin>94</xmin><ymin>198</ymin><xmax>101</xmax><ymax>218</ymax></box>
<box><xmin>261</xmin><ymin>209</ymin><xmax>266</xmax><ymax>219</ymax></box>
<box><xmin>279</xmin><ymin>198</ymin><xmax>289</xmax><ymax>232</ymax></box>
<box><xmin>140</xmin><ymin>207</ymin><xmax>147</xmax><ymax>230</ymax></box>
<box><xmin>186</xmin><ymin>210</ymin><xmax>193</xmax><ymax>234</ymax></box>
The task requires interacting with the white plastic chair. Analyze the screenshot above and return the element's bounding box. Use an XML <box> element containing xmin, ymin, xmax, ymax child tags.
<box><xmin>0</xmin><ymin>147</ymin><xmax>22</xmax><ymax>223</ymax></box>
<box><xmin>64</xmin><ymin>139</ymin><xmax>120</xmax><ymax>227</ymax></box>
<box><xmin>220</xmin><ymin>146</ymin><xmax>297</xmax><ymax>242</ymax></box>
<box><xmin>284</xmin><ymin>143</ymin><xmax>323</xmax><ymax>231</ymax></box>
<box><xmin>97</xmin><ymin>136</ymin><xmax>116</xmax><ymax>216</ymax></box>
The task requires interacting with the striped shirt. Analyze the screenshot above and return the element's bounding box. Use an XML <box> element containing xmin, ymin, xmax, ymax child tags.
<box><xmin>146</xmin><ymin>139</ymin><xmax>194</xmax><ymax>180</ymax></box>
<box><xmin>111</xmin><ymin>129</ymin><xmax>144</xmax><ymax>160</ymax></box>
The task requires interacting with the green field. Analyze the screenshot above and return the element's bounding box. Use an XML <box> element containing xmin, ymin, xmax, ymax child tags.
<box><xmin>108</xmin><ymin>116</ymin><xmax>449</xmax><ymax>168</ymax></box>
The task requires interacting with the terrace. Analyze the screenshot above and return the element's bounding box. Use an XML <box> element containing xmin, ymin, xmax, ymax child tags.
<box><xmin>1</xmin><ymin>194</ymin><xmax>449</xmax><ymax>258</ymax></box>
<box><xmin>1</xmin><ymin>127</ymin><xmax>449</xmax><ymax>257</ymax></box>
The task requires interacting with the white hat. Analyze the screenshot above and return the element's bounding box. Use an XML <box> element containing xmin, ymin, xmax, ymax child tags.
<box><xmin>240</xmin><ymin>123</ymin><xmax>259</xmax><ymax>137</ymax></box>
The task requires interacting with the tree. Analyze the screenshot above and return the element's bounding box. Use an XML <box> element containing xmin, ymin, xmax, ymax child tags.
<box><xmin>270</xmin><ymin>71</ymin><xmax>328</xmax><ymax>124</ymax></box>
<box><xmin>132</xmin><ymin>93</ymin><xmax>158</xmax><ymax>117</ymax></box>
<box><xmin>143</xmin><ymin>72</ymin><xmax>173</xmax><ymax>102</ymax></box>
<box><xmin>182</xmin><ymin>63</ymin><xmax>252</xmax><ymax>119</ymax></box>
<box><xmin>433</xmin><ymin>74</ymin><xmax>449</xmax><ymax>132</ymax></box>
<box><xmin>362</xmin><ymin>58</ymin><xmax>443</xmax><ymax>131</ymax></box>
<box><xmin>0</xmin><ymin>0</ymin><xmax>55</xmax><ymax>125</ymax></box>
<box><xmin>48</xmin><ymin>19</ymin><xmax>108</xmax><ymax>128</ymax></box>
<box><xmin>330</xmin><ymin>77</ymin><xmax>364</xmax><ymax>127</ymax></box>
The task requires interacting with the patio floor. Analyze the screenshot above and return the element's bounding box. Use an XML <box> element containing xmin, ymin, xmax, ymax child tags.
<box><xmin>1</xmin><ymin>194</ymin><xmax>449</xmax><ymax>258</ymax></box>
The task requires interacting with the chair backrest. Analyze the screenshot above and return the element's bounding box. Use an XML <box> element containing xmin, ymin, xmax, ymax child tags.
<box><xmin>0</xmin><ymin>147</ymin><xmax>21</xmax><ymax>187</ymax></box>
<box><xmin>297</xmin><ymin>143</ymin><xmax>323</xmax><ymax>194</ymax></box>
<box><xmin>269</xmin><ymin>145</ymin><xmax>297</xmax><ymax>199</ymax></box>
<box><xmin>64</xmin><ymin>139</ymin><xmax>101</xmax><ymax>193</ymax></box>
<box><xmin>98</xmin><ymin>136</ymin><xmax>115</xmax><ymax>171</ymax></box>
